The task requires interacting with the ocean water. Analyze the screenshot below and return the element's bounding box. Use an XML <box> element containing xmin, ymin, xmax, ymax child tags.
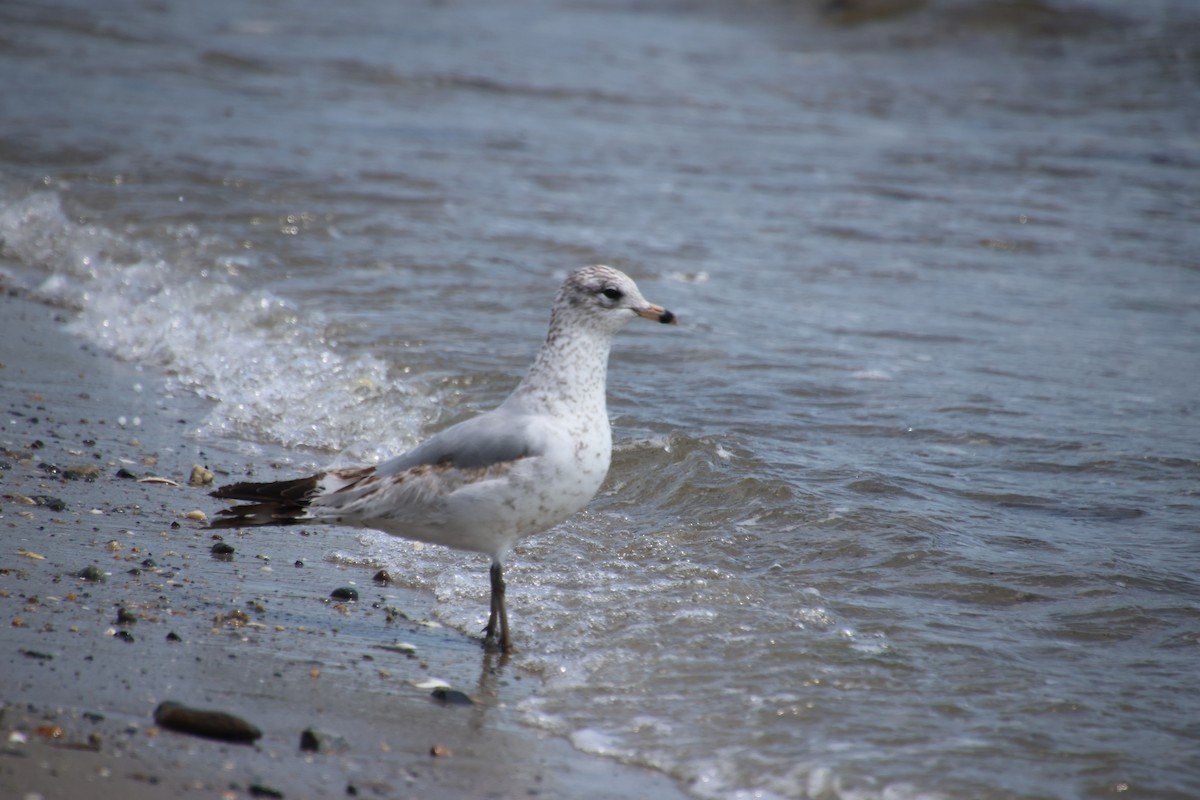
<box><xmin>3</xmin><ymin>0</ymin><xmax>1199</xmax><ymax>797</ymax></box>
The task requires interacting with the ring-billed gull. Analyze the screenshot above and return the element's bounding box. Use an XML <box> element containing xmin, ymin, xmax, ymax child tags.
<box><xmin>211</xmin><ymin>265</ymin><xmax>677</xmax><ymax>653</ymax></box>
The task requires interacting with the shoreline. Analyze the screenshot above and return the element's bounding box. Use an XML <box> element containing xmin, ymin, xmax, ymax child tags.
<box><xmin>0</xmin><ymin>287</ymin><xmax>688</xmax><ymax>799</ymax></box>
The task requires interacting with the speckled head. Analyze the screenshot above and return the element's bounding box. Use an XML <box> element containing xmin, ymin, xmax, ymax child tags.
<box><xmin>555</xmin><ymin>265</ymin><xmax>678</xmax><ymax>335</ymax></box>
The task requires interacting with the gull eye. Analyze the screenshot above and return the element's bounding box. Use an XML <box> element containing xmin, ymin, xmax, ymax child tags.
<box><xmin>602</xmin><ymin>287</ymin><xmax>623</xmax><ymax>301</ymax></box>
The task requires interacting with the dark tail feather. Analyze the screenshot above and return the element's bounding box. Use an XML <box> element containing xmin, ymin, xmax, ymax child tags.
<box><xmin>210</xmin><ymin>474</ymin><xmax>322</xmax><ymax>528</ymax></box>
<box><xmin>211</xmin><ymin>475</ymin><xmax>323</xmax><ymax>503</ymax></box>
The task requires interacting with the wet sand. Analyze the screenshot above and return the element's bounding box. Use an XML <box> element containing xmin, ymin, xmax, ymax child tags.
<box><xmin>0</xmin><ymin>287</ymin><xmax>688</xmax><ymax>799</ymax></box>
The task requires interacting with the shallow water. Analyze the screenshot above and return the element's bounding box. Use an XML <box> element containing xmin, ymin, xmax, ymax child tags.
<box><xmin>3</xmin><ymin>0</ymin><xmax>1199</xmax><ymax>797</ymax></box>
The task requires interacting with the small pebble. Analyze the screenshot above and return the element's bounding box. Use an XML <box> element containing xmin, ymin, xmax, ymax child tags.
<box><xmin>214</xmin><ymin>609</ymin><xmax>250</xmax><ymax>627</ymax></box>
<box><xmin>65</xmin><ymin>464</ymin><xmax>101</xmax><ymax>480</ymax></box>
<box><xmin>211</xmin><ymin>542</ymin><xmax>235</xmax><ymax>558</ymax></box>
<box><xmin>35</xmin><ymin>724</ymin><xmax>65</xmax><ymax>740</ymax></box>
<box><xmin>373</xmin><ymin>569</ymin><xmax>392</xmax><ymax>584</ymax></box>
<box><xmin>115</xmin><ymin>607</ymin><xmax>137</xmax><ymax>625</ymax></box>
<box><xmin>32</xmin><ymin>495</ymin><xmax>67</xmax><ymax>512</ymax></box>
<box><xmin>77</xmin><ymin>565</ymin><xmax>106</xmax><ymax>582</ymax></box>
<box><xmin>330</xmin><ymin>587</ymin><xmax>359</xmax><ymax>602</ymax></box>
<box><xmin>183</xmin><ymin>509</ymin><xmax>208</xmax><ymax>522</ymax></box>
<box><xmin>430</xmin><ymin>688</ymin><xmax>475</xmax><ymax>706</ymax></box>
<box><xmin>299</xmin><ymin>727</ymin><xmax>350</xmax><ymax>754</ymax></box>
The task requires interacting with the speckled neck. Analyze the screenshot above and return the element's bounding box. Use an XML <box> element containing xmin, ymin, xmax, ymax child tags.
<box><xmin>505</xmin><ymin>311</ymin><xmax>614</xmax><ymax>420</ymax></box>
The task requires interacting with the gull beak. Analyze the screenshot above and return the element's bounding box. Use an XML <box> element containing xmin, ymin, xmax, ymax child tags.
<box><xmin>637</xmin><ymin>303</ymin><xmax>678</xmax><ymax>325</ymax></box>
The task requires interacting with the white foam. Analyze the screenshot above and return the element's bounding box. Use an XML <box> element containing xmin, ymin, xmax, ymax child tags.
<box><xmin>0</xmin><ymin>185</ymin><xmax>427</xmax><ymax>456</ymax></box>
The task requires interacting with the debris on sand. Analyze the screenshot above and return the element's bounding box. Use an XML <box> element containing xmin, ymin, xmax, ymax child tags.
<box><xmin>188</xmin><ymin>464</ymin><xmax>214</xmax><ymax>486</ymax></box>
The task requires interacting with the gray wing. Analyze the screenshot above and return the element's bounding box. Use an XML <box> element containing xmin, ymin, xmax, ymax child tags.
<box><xmin>374</xmin><ymin>409</ymin><xmax>543</xmax><ymax>477</ymax></box>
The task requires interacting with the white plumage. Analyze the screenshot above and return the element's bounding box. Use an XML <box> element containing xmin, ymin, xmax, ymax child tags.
<box><xmin>212</xmin><ymin>265</ymin><xmax>677</xmax><ymax>652</ymax></box>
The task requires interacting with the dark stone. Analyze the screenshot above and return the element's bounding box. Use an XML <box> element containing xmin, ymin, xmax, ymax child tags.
<box><xmin>153</xmin><ymin>701</ymin><xmax>262</xmax><ymax>743</ymax></box>
<box><xmin>249</xmin><ymin>785</ymin><xmax>284</xmax><ymax>799</ymax></box>
<box><xmin>330</xmin><ymin>587</ymin><xmax>358</xmax><ymax>602</ymax></box>
<box><xmin>300</xmin><ymin>727</ymin><xmax>350</xmax><ymax>754</ymax></box>
<box><xmin>430</xmin><ymin>688</ymin><xmax>475</xmax><ymax>706</ymax></box>
<box><xmin>114</xmin><ymin>630</ymin><xmax>135</xmax><ymax>643</ymax></box>
<box><xmin>31</xmin><ymin>495</ymin><xmax>67</xmax><ymax>512</ymax></box>
<box><xmin>115</xmin><ymin>467</ymin><xmax>138</xmax><ymax>479</ymax></box>
<box><xmin>19</xmin><ymin>649</ymin><xmax>53</xmax><ymax>661</ymax></box>
<box><xmin>77</xmin><ymin>565</ymin><xmax>106</xmax><ymax>582</ymax></box>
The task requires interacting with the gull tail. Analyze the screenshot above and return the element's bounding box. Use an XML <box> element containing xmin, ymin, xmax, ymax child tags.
<box><xmin>209</xmin><ymin>474</ymin><xmax>322</xmax><ymax>528</ymax></box>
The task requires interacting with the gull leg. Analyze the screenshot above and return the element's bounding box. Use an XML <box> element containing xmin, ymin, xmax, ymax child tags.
<box><xmin>485</xmin><ymin>560</ymin><xmax>511</xmax><ymax>653</ymax></box>
<box><xmin>485</xmin><ymin>568</ymin><xmax>499</xmax><ymax>640</ymax></box>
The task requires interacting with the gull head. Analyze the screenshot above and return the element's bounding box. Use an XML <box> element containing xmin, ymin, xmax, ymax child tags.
<box><xmin>554</xmin><ymin>265</ymin><xmax>678</xmax><ymax>335</ymax></box>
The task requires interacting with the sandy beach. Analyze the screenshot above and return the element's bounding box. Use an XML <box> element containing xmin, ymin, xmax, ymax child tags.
<box><xmin>0</xmin><ymin>287</ymin><xmax>688</xmax><ymax>799</ymax></box>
